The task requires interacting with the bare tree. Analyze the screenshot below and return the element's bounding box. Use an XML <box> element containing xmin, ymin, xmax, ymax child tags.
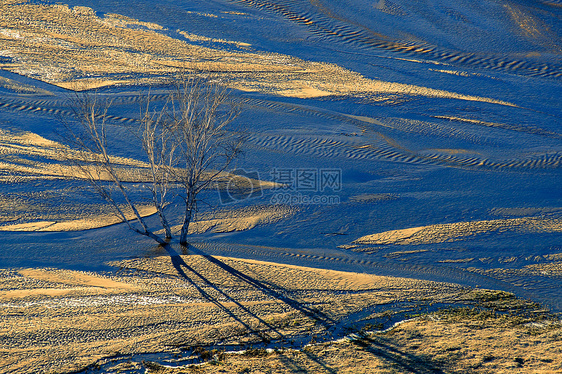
<box><xmin>62</xmin><ymin>74</ymin><xmax>243</xmax><ymax>247</ymax></box>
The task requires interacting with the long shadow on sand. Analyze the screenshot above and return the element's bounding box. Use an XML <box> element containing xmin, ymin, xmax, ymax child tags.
<box><xmin>166</xmin><ymin>248</ymin><xmax>277</xmax><ymax>343</ymax></box>
<box><xmin>350</xmin><ymin>334</ymin><xmax>445</xmax><ymax>374</ymax></box>
<box><xmin>187</xmin><ymin>244</ymin><xmax>337</xmax><ymax>328</ymax></box>
<box><xmin>159</xmin><ymin>242</ymin><xmax>447</xmax><ymax>373</ymax></box>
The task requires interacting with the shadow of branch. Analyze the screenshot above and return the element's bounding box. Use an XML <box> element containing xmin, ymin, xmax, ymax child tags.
<box><xmin>351</xmin><ymin>333</ymin><xmax>445</xmax><ymax>374</ymax></box>
<box><xmin>158</xmin><ymin>243</ymin><xmax>446</xmax><ymax>373</ymax></box>
<box><xmin>159</xmin><ymin>242</ymin><xmax>280</xmax><ymax>343</ymax></box>
<box><xmin>187</xmin><ymin>244</ymin><xmax>338</xmax><ymax>331</ymax></box>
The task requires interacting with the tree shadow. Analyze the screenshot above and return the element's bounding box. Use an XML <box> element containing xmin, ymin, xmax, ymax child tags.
<box><xmin>350</xmin><ymin>334</ymin><xmax>445</xmax><ymax>374</ymax></box>
<box><xmin>272</xmin><ymin>334</ymin><xmax>446</xmax><ymax>374</ymax></box>
<box><xmin>161</xmin><ymin>243</ymin><xmax>447</xmax><ymax>373</ymax></box>
<box><xmin>186</xmin><ymin>244</ymin><xmax>337</xmax><ymax>329</ymax></box>
<box><xmin>161</xmin><ymin>242</ymin><xmax>343</xmax><ymax>370</ymax></box>
<box><xmin>163</xmin><ymin>245</ymin><xmax>279</xmax><ymax>343</ymax></box>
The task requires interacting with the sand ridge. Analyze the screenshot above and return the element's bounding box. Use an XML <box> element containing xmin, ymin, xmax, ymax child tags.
<box><xmin>0</xmin><ymin>0</ymin><xmax>561</xmax><ymax>372</ymax></box>
<box><xmin>352</xmin><ymin>217</ymin><xmax>562</xmax><ymax>246</ymax></box>
<box><xmin>0</xmin><ymin>268</ymin><xmax>139</xmax><ymax>299</ymax></box>
<box><xmin>0</xmin><ymin>1</ymin><xmax>517</xmax><ymax>105</ymax></box>
<box><xmin>0</xmin><ymin>127</ymin><xmax>281</xmax><ymax>232</ymax></box>
<box><xmin>2</xmin><ymin>257</ymin><xmax>559</xmax><ymax>373</ymax></box>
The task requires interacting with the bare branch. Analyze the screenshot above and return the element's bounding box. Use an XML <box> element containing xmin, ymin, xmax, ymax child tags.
<box><xmin>59</xmin><ymin>72</ymin><xmax>245</xmax><ymax>247</ymax></box>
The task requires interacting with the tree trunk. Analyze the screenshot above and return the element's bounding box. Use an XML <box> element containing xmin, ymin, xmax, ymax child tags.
<box><xmin>179</xmin><ymin>193</ymin><xmax>195</xmax><ymax>245</ymax></box>
<box><xmin>157</xmin><ymin>207</ymin><xmax>173</xmax><ymax>239</ymax></box>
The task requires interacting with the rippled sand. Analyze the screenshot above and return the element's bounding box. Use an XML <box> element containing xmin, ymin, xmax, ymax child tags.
<box><xmin>1</xmin><ymin>0</ymin><xmax>561</xmax><ymax>372</ymax></box>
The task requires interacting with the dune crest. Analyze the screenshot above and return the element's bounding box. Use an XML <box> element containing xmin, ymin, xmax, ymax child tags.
<box><xmin>353</xmin><ymin>217</ymin><xmax>562</xmax><ymax>246</ymax></box>
<box><xmin>0</xmin><ymin>1</ymin><xmax>515</xmax><ymax>105</ymax></box>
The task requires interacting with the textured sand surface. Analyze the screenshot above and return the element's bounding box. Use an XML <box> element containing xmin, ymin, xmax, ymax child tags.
<box><xmin>0</xmin><ymin>255</ymin><xmax>476</xmax><ymax>373</ymax></box>
<box><xmin>0</xmin><ymin>1</ymin><xmax>517</xmax><ymax>105</ymax></box>
<box><xmin>353</xmin><ymin>217</ymin><xmax>562</xmax><ymax>246</ymax></box>
<box><xmin>151</xmin><ymin>313</ymin><xmax>562</xmax><ymax>374</ymax></box>
<box><xmin>0</xmin><ymin>0</ymin><xmax>561</xmax><ymax>372</ymax></box>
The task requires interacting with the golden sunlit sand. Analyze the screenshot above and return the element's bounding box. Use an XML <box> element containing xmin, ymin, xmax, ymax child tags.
<box><xmin>3</xmin><ymin>257</ymin><xmax>560</xmax><ymax>373</ymax></box>
<box><xmin>0</xmin><ymin>1</ymin><xmax>516</xmax><ymax>105</ymax></box>
<box><xmin>352</xmin><ymin>217</ymin><xmax>562</xmax><ymax>246</ymax></box>
<box><xmin>4</xmin><ymin>256</ymin><xmax>552</xmax><ymax>373</ymax></box>
<box><xmin>1</xmin><ymin>0</ymin><xmax>561</xmax><ymax>372</ymax></box>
